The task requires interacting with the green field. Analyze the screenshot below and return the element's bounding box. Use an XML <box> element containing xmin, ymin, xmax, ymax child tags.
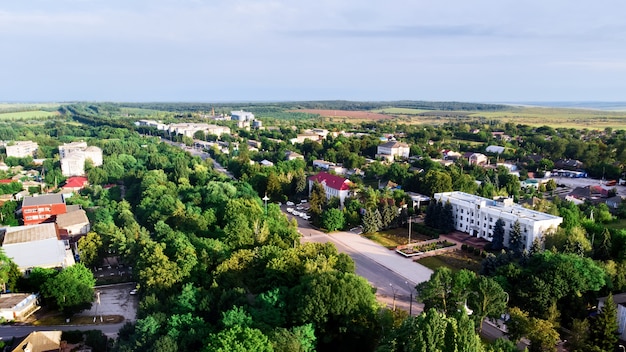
<box><xmin>0</xmin><ymin>110</ymin><xmax>60</xmax><ymax>120</ymax></box>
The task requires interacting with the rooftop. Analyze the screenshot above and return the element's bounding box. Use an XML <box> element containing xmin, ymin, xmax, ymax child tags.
<box><xmin>435</xmin><ymin>191</ymin><xmax>562</xmax><ymax>222</ymax></box>
<box><xmin>309</xmin><ymin>172</ymin><xmax>351</xmax><ymax>191</ymax></box>
<box><xmin>22</xmin><ymin>194</ymin><xmax>65</xmax><ymax>207</ymax></box>
<box><xmin>2</xmin><ymin>223</ymin><xmax>59</xmax><ymax>244</ymax></box>
<box><xmin>56</xmin><ymin>209</ymin><xmax>89</xmax><ymax>228</ymax></box>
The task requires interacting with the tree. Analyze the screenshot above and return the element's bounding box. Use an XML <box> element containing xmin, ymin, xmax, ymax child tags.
<box><xmin>362</xmin><ymin>209</ymin><xmax>382</xmax><ymax>234</ymax></box>
<box><xmin>309</xmin><ymin>181</ymin><xmax>326</xmax><ymax>226</ymax></box>
<box><xmin>527</xmin><ymin>317</ymin><xmax>559</xmax><ymax>352</ymax></box>
<box><xmin>41</xmin><ymin>263</ymin><xmax>96</xmax><ymax>315</ymax></box>
<box><xmin>416</xmin><ymin>268</ymin><xmax>476</xmax><ymax>317</ymax></box>
<box><xmin>589</xmin><ymin>293</ymin><xmax>619</xmax><ymax>351</ymax></box>
<box><xmin>492</xmin><ymin>218</ymin><xmax>505</xmax><ymax>251</ymax></box>
<box><xmin>77</xmin><ymin>232</ymin><xmax>104</xmax><ymax>267</ymax></box>
<box><xmin>468</xmin><ymin>276</ymin><xmax>508</xmax><ymax>332</ymax></box>
<box><xmin>508</xmin><ymin>220</ymin><xmax>523</xmax><ymax>256</ymax></box>
<box><xmin>423</xmin><ymin>170</ymin><xmax>453</xmax><ymax>196</ymax></box>
<box><xmin>322</xmin><ymin>208</ymin><xmax>345</xmax><ymax>232</ymax></box>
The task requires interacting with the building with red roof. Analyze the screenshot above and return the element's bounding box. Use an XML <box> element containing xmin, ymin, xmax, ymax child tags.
<box><xmin>62</xmin><ymin>176</ymin><xmax>89</xmax><ymax>191</ymax></box>
<box><xmin>308</xmin><ymin>172</ymin><xmax>352</xmax><ymax>207</ymax></box>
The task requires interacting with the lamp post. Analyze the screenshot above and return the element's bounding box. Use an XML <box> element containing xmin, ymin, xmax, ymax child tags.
<box><xmin>405</xmin><ymin>281</ymin><xmax>414</xmax><ymax>316</ymax></box>
<box><xmin>408</xmin><ymin>216</ymin><xmax>412</xmax><ymax>248</ymax></box>
<box><xmin>389</xmin><ymin>283</ymin><xmax>398</xmax><ymax>311</ymax></box>
<box><xmin>262</xmin><ymin>194</ymin><xmax>270</xmax><ymax>214</ymax></box>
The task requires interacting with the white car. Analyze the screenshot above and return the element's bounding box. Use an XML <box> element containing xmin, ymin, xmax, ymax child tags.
<box><xmin>286</xmin><ymin>201</ymin><xmax>295</xmax><ymax>206</ymax></box>
<box><xmin>286</xmin><ymin>208</ymin><xmax>294</xmax><ymax>213</ymax></box>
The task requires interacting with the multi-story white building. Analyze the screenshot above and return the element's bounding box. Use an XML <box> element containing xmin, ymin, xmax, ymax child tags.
<box><xmin>376</xmin><ymin>141</ymin><xmax>410</xmax><ymax>161</ymax></box>
<box><xmin>308</xmin><ymin>172</ymin><xmax>352</xmax><ymax>208</ymax></box>
<box><xmin>135</xmin><ymin>119</ymin><xmax>168</xmax><ymax>130</ymax></box>
<box><xmin>230</xmin><ymin>110</ymin><xmax>255</xmax><ymax>121</ymax></box>
<box><xmin>5</xmin><ymin>141</ymin><xmax>39</xmax><ymax>158</ymax></box>
<box><xmin>59</xmin><ymin>141</ymin><xmax>88</xmax><ymax>159</ymax></box>
<box><xmin>434</xmin><ymin>191</ymin><xmax>562</xmax><ymax>250</ymax></box>
<box><xmin>59</xmin><ymin>142</ymin><xmax>103</xmax><ymax>177</ymax></box>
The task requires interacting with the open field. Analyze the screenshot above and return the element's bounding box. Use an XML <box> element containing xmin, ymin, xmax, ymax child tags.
<box><xmin>289</xmin><ymin>109</ymin><xmax>393</xmax><ymax>121</ymax></box>
<box><xmin>0</xmin><ymin>103</ymin><xmax>60</xmax><ymax>112</ymax></box>
<box><xmin>467</xmin><ymin>107</ymin><xmax>626</xmax><ymax>129</ymax></box>
<box><xmin>371</xmin><ymin>107</ymin><xmax>430</xmax><ymax>115</ymax></box>
<box><xmin>0</xmin><ymin>110</ymin><xmax>60</xmax><ymax>120</ymax></box>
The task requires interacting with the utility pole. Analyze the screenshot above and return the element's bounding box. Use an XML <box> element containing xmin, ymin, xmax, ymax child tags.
<box><xmin>405</xmin><ymin>281</ymin><xmax>414</xmax><ymax>315</ymax></box>
<box><xmin>408</xmin><ymin>216</ymin><xmax>412</xmax><ymax>247</ymax></box>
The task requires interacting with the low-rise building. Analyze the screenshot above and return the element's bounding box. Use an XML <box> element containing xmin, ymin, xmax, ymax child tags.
<box><xmin>312</xmin><ymin>160</ymin><xmax>335</xmax><ymax>170</ymax></box>
<box><xmin>59</xmin><ymin>142</ymin><xmax>103</xmax><ymax>177</ymax></box>
<box><xmin>308</xmin><ymin>172</ymin><xmax>352</xmax><ymax>208</ymax></box>
<box><xmin>21</xmin><ymin>194</ymin><xmax>67</xmax><ymax>226</ymax></box>
<box><xmin>463</xmin><ymin>152</ymin><xmax>488</xmax><ymax>166</ymax></box>
<box><xmin>434</xmin><ymin>191</ymin><xmax>562</xmax><ymax>250</ymax></box>
<box><xmin>0</xmin><ymin>293</ymin><xmax>39</xmax><ymax>321</ymax></box>
<box><xmin>56</xmin><ymin>208</ymin><xmax>90</xmax><ymax>240</ymax></box>
<box><xmin>285</xmin><ymin>151</ymin><xmax>304</xmax><ymax>161</ymax></box>
<box><xmin>376</xmin><ymin>141</ymin><xmax>410</xmax><ymax>161</ymax></box>
<box><xmin>231</xmin><ymin>110</ymin><xmax>255</xmax><ymax>121</ymax></box>
<box><xmin>1</xmin><ymin>223</ymin><xmax>75</xmax><ymax>273</ymax></box>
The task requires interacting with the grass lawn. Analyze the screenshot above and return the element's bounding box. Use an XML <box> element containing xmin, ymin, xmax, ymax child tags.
<box><xmin>364</xmin><ymin>227</ymin><xmax>433</xmax><ymax>249</ymax></box>
<box><xmin>416</xmin><ymin>250</ymin><xmax>483</xmax><ymax>273</ymax></box>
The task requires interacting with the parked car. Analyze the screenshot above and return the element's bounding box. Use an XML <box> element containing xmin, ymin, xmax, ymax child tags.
<box><xmin>286</xmin><ymin>201</ymin><xmax>295</xmax><ymax>206</ymax></box>
<box><xmin>130</xmin><ymin>289</ymin><xmax>138</xmax><ymax>295</ymax></box>
<box><xmin>286</xmin><ymin>208</ymin><xmax>294</xmax><ymax>213</ymax></box>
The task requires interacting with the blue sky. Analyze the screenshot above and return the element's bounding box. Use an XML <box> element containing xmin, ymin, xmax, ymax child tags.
<box><xmin>2</xmin><ymin>0</ymin><xmax>626</xmax><ymax>103</ymax></box>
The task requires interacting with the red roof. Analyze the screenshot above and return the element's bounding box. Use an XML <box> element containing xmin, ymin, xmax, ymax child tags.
<box><xmin>0</xmin><ymin>179</ymin><xmax>14</xmax><ymax>184</ymax></box>
<box><xmin>309</xmin><ymin>172</ymin><xmax>351</xmax><ymax>191</ymax></box>
<box><xmin>63</xmin><ymin>176</ymin><xmax>89</xmax><ymax>189</ymax></box>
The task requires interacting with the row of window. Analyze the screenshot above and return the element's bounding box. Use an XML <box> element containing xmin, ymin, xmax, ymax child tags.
<box><xmin>25</xmin><ymin>214</ymin><xmax>52</xmax><ymax>221</ymax></box>
<box><xmin>23</xmin><ymin>207</ymin><xmax>52</xmax><ymax>213</ymax></box>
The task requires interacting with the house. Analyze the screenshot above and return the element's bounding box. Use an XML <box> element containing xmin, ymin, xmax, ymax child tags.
<box><xmin>463</xmin><ymin>152</ymin><xmax>488</xmax><ymax>166</ymax></box>
<box><xmin>441</xmin><ymin>150</ymin><xmax>462</xmax><ymax>160</ymax></box>
<box><xmin>308</xmin><ymin>172</ymin><xmax>352</xmax><ymax>208</ymax></box>
<box><xmin>555</xmin><ymin>159</ymin><xmax>584</xmax><ymax>170</ymax></box>
<box><xmin>61</xmin><ymin>176</ymin><xmax>89</xmax><ymax>192</ymax></box>
<box><xmin>285</xmin><ymin>151</ymin><xmax>304</xmax><ymax>161</ymax></box>
<box><xmin>21</xmin><ymin>194</ymin><xmax>67</xmax><ymax>226</ymax></box>
<box><xmin>376</xmin><ymin>141</ymin><xmax>410</xmax><ymax>161</ymax></box>
<box><xmin>434</xmin><ymin>191</ymin><xmax>563</xmax><ymax>250</ymax></box>
<box><xmin>290</xmin><ymin>134</ymin><xmax>321</xmax><ymax>144</ymax></box>
<box><xmin>9</xmin><ymin>331</ymin><xmax>72</xmax><ymax>352</ymax></box>
<box><xmin>406</xmin><ymin>192</ymin><xmax>431</xmax><ymax>210</ymax></box>
<box><xmin>56</xmin><ymin>208</ymin><xmax>90</xmax><ymax>240</ymax></box>
<box><xmin>260</xmin><ymin>159</ymin><xmax>274</xmax><ymax>167</ymax></box>
<box><xmin>0</xmin><ymin>223</ymin><xmax>75</xmax><ymax>273</ymax></box>
<box><xmin>597</xmin><ymin>293</ymin><xmax>626</xmax><ymax>341</ymax></box>
<box><xmin>0</xmin><ymin>293</ymin><xmax>39</xmax><ymax>321</ymax></box>
<box><xmin>167</xmin><ymin>123</ymin><xmax>230</xmax><ymax>138</ymax></box>
<box><xmin>5</xmin><ymin>141</ymin><xmax>38</xmax><ymax>158</ymax></box>
<box><xmin>312</xmin><ymin>160</ymin><xmax>335</xmax><ymax>170</ymax></box>
<box><xmin>491</xmin><ymin>132</ymin><xmax>510</xmax><ymax>141</ymax></box>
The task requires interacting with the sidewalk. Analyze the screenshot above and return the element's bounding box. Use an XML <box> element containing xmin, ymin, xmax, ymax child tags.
<box><xmin>331</xmin><ymin>231</ymin><xmax>434</xmax><ymax>285</ymax></box>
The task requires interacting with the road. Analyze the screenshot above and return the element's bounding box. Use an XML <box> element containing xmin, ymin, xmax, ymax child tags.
<box><xmin>0</xmin><ymin>323</ymin><xmax>125</xmax><ymax>341</ymax></box>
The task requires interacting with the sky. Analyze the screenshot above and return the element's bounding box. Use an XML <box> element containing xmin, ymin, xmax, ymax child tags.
<box><xmin>2</xmin><ymin>0</ymin><xmax>626</xmax><ymax>103</ymax></box>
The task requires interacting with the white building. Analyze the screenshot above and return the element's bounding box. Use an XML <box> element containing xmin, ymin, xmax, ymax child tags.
<box><xmin>486</xmin><ymin>145</ymin><xmax>506</xmax><ymax>154</ymax></box>
<box><xmin>5</xmin><ymin>141</ymin><xmax>39</xmax><ymax>158</ymax></box>
<box><xmin>135</xmin><ymin>119</ymin><xmax>168</xmax><ymax>130</ymax></box>
<box><xmin>308</xmin><ymin>172</ymin><xmax>352</xmax><ymax>208</ymax></box>
<box><xmin>59</xmin><ymin>143</ymin><xmax>103</xmax><ymax>177</ymax></box>
<box><xmin>376</xmin><ymin>141</ymin><xmax>410</xmax><ymax>161</ymax></box>
<box><xmin>59</xmin><ymin>141</ymin><xmax>88</xmax><ymax>159</ymax></box>
<box><xmin>231</xmin><ymin>110</ymin><xmax>255</xmax><ymax>121</ymax></box>
<box><xmin>0</xmin><ymin>223</ymin><xmax>75</xmax><ymax>273</ymax></box>
<box><xmin>434</xmin><ymin>191</ymin><xmax>562</xmax><ymax>250</ymax></box>
<box><xmin>167</xmin><ymin>123</ymin><xmax>230</xmax><ymax>138</ymax></box>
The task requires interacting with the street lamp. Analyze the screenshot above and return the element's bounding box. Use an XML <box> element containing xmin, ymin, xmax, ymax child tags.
<box><xmin>405</xmin><ymin>281</ymin><xmax>414</xmax><ymax>316</ymax></box>
<box><xmin>262</xmin><ymin>193</ymin><xmax>270</xmax><ymax>214</ymax></box>
<box><xmin>389</xmin><ymin>283</ymin><xmax>398</xmax><ymax>311</ymax></box>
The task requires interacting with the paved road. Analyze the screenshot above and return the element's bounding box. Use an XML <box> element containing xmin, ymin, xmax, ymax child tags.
<box><xmin>0</xmin><ymin>323</ymin><xmax>125</xmax><ymax>341</ymax></box>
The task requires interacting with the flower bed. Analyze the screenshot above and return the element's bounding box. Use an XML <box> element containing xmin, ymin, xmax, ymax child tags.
<box><xmin>396</xmin><ymin>240</ymin><xmax>456</xmax><ymax>257</ymax></box>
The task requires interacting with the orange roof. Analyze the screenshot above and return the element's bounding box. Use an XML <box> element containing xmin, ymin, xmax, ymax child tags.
<box><xmin>63</xmin><ymin>176</ymin><xmax>88</xmax><ymax>189</ymax></box>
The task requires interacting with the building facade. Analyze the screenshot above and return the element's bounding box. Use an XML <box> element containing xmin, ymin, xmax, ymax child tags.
<box><xmin>376</xmin><ymin>141</ymin><xmax>410</xmax><ymax>161</ymax></box>
<box><xmin>5</xmin><ymin>141</ymin><xmax>39</xmax><ymax>158</ymax></box>
<box><xmin>308</xmin><ymin>172</ymin><xmax>352</xmax><ymax>208</ymax></box>
<box><xmin>21</xmin><ymin>194</ymin><xmax>67</xmax><ymax>225</ymax></box>
<box><xmin>434</xmin><ymin>191</ymin><xmax>562</xmax><ymax>250</ymax></box>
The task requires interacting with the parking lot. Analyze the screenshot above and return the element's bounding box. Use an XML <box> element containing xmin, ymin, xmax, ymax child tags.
<box><xmin>283</xmin><ymin>200</ymin><xmax>311</xmax><ymax>221</ymax></box>
<box><xmin>78</xmin><ymin>282</ymin><xmax>138</xmax><ymax>322</ymax></box>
